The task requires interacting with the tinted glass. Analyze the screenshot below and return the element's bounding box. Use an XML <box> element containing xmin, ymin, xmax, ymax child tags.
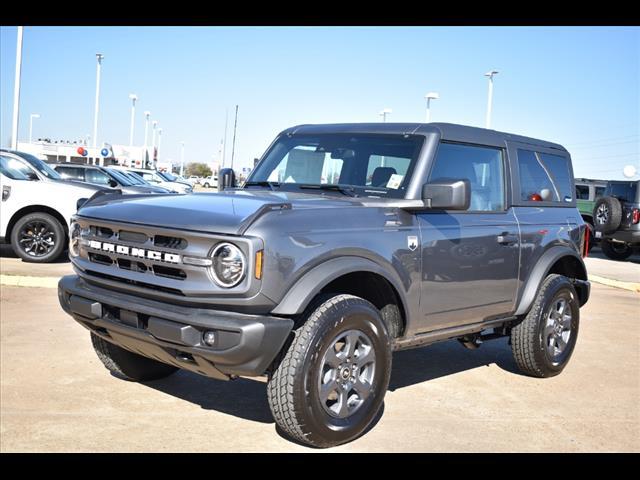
<box><xmin>13</xmin><ymin>152</ymin><xmax>62</xmax><ymax>180</ymax></box>
<box><xmin>607</xmin><ymin>182</ymin><xmax>639</xmax><ymax>203</ymax></box>
<box><xmin>85</xmin><ymin>168</ymin><xmax>111</xmax><ymax>185</ymax></box>
<box><xmin>575</xmin><ymin>185</ymin><xmax>590</xmax><ymax>200</ymax></box>
<box><xmin>106</xmin><ymin>169</ymin><xmax>132</xmax><ymax>186</ymax></box>
<box><xmin>55</xmin><ymin>166</ymin><xmax>85</xmax><ymax>181</ymax></box>
<box><xmin>249</xmin><ymin>134</ymin><xmax>423</xmax><ymax>198</ymax></box>
<box><xmin>518</xmin><ymin>149</ymin><xmax>572</xmax><ymax>202</ymax></box>
<box><xmin>429</xmin><ymin>143</ymin><xmax>505</xmax><ymax>211</ymax></box>
<box><xmin>1</xmin><ymin>156</ymin><xmax>36</xmax><ymax>179</ymax></box>
<box><xmin>595</xmin><ymin>186</ymin><xmax>606</xmax><ymax>198</ymax></box>
<box><xmin>0</xmin><ymin>155</ymin><xmax>30</xmax><ymax>180</ymax></box>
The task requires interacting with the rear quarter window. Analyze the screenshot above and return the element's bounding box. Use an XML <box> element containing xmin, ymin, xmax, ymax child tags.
<box><xmin>517</xmin><ymin>149</ymin><xmax>573</xmax><ymax>203</ymax></box>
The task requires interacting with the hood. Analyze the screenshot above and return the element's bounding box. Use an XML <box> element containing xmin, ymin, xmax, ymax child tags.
<box><xmin>50</xmin><ymin>178</ymin><xmax>108</xmax><ymax>195</ymax></box>
<box><xmin>77</xmin><ymin>189</ymin><xmax>363</xmax><ymax>235</ymax></box>
<box><xmin>121</xmin><ymin>185</ymin><xmax>173</xmax><ymax>195</ymax></box>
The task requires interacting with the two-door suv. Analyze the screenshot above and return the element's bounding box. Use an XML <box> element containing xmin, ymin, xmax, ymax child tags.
<box><xmin>58</xmin><ymin>123</ymin><xmax>590</xmax><ymax>447</ymax></box>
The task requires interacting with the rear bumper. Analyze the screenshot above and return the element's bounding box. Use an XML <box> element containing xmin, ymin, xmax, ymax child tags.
<box><xmin>58</xmin><ymin>275</ymin><xmax>293</xmax><ymax>380</ymax></box>
<box><xmin>600</xmin><ymin>229</ymin><xmax>640</xmax><ymax>245</ymax></box>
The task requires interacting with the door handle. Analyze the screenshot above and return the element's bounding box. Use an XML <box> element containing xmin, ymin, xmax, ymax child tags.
<box><xmin>497</xmin><ymin>233</ymin><xmax>518</xmax><ymax>245</ymax></box>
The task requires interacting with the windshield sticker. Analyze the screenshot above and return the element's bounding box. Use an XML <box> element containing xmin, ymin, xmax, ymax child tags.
<box><xmin>387</xmin><ymin>174</ymin><xmax>404</xmax><ymax>189</ymax></box>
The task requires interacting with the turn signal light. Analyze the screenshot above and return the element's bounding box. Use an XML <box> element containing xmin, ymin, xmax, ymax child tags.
<box><xmin>255</xmin><ymin>250</ymin><xmax>263</xmax><ymax>280</ymax></box>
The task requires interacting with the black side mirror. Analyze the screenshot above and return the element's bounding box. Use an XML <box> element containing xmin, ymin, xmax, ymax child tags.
<box><xmin>218</xmin><ymin>168</ymin><xmax>236</xmax><ymax>191</ymax></box>
<box><xmin>422</xmin><ymin>178</ymin><xmax>470</xmax><ymax>210</ymax></box>
<box><xmin>108</xmin><ymin>179</ymin><xmax>118</xmax><ymax>188</ymax></box>
<box><xmin>26</xmin><ymin>171</ymin><xmax>39</xmax><ymax>181</ymax></box>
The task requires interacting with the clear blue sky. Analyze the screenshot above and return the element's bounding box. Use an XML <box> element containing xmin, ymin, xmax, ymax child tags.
<box><xmin>1</xmin><ymin>26</ymin><xmax>638</xmax><ymax>178</ymax></box>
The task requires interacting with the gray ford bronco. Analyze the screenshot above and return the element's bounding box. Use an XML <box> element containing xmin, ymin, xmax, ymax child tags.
<box><xmin>58</xmin><ymin>123</ymin><xmax>590</xmax><ymax>447</ymax></box>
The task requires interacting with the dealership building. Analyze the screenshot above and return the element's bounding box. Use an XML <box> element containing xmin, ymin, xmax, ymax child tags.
<box><xmin>16</xmin><ymin>140</ymin><xmax>156</xmax><ymax>169</ymax></box>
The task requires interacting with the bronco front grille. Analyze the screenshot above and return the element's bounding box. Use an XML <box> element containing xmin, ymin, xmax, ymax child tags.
<box><xmin>85</xmin><ymin>270</ymin><xmax>185</xmax><ymax>296</ymax></box>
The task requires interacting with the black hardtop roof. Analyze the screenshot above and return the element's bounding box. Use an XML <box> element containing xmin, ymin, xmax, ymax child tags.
<box><xmin>282</xmin><ymin>122</ymin><xmax>567</xmax><ymax>152</ymax></box>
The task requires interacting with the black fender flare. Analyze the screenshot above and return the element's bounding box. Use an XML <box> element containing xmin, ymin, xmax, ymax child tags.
<box><xmin>271</xmin><ymin>256</ymin><xmax>409</xmax><ymax>317</ymax></box>
<box><xmin>514</xmin><ymin>245</ymin><xmax>588</xmax><ymax>316</ymax></box>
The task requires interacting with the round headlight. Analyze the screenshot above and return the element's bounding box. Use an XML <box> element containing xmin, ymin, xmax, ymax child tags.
<box><xmin>69</xmin><ymin>222</ymin><xmax>81</xmax><ymax>257</ymax></box>
<box><xmin>210</xmin><ymin>242</ymin><xmax>246</xmax><ymax>288</ymax></box>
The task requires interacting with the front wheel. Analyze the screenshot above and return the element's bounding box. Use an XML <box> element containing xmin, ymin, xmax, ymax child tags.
<box><xmin>267</xmin><ymin>294</ymin><xmax>392</xmax><ymax>448</ymax></box>
<box><xmin>10</xmin><ymin>212</ymin><xmax>66</xmax><ymax>263</ymax></box>
<box><xmin>600</xmin><ymin>239</ymin><xmax>633</xmax><ymax>261</ymax></box>
<box><xmin>511</xmin><ymin>274</ymin><xmax>579</xmax><ymax>378</ymax></box>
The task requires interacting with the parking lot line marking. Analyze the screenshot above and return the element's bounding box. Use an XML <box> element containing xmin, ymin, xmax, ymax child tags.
<box><xmin>0</xmin><ymin>274</ymin><xmax>60</xmax><ymax>289</ymax></box>
<box><xmin>588</xmin><ymin>274</ymin><xmax>640</xmax><ymax>294</ymax></box>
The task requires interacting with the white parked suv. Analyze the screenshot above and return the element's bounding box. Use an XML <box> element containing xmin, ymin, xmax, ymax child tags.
<box><xmin>108</xmin><ymin>166</ymin><xmax>192</xmax><ymax>194</ymax></box>
<box><xmin>0</xmin><ymin>149</ymin><xmax>105</xmax><ymax>263</ymax></box>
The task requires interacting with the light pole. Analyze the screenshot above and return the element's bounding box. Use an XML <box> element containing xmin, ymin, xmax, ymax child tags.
<box><xmin>29</xmin><ymin>113</ymin><xmax>40</xmax><ymax>143</ymax></box>
<box><xmin>424</xmin><ymin>92</ymin><xmax>439</xmax><ymax>122</ymax></box>
<box><xmin>157</xmin><ymin>128</ymin><xmax>162</xmax><ymax>162</ymax></box>
<box><xmin>143</xmin><ymin>111</ymin><xmax>150</xmax><ymax>167</ymax></box>
<box><xmin>92</xmin><ymin>53</ymin><xmax>104</xmax><ymax>158</ymax></box>
<box><xmin>10</xmin><ymin>26</ymin><xmax>23</xmax><ymax>150</ymax></box>
<box><xmin>151</xmin><ymin>120</ymin><xmax>158</xmax><ymax>166</ymax></box>
<box><xmin>128</xmin><ymin>94</ymin><xmax>137</xmax><ymax>146</ymax></box>
<box><xmin>484</xmin><ymin>70</ymin><xmax>499</xmax><ymax>129</ymax></box>
<box><xmin>379</xmin><ymin>108</ymin><xmax>392</xmax><ymax>122</ymax></box>
<box><xmin>180</xmin><ymin>141</ymin><xmax>185</xmax><ymax>177</ymax></box>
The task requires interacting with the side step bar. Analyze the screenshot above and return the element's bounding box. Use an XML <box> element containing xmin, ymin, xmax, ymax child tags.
<box><xmin>393</xmin><ymin>317</ymin><xmax>517</xmax><ymax>351</ymax></box>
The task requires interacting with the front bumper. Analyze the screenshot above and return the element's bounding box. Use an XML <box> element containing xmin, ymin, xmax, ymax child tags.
<box><xmin>58</xmin><ymin>275</ymin><xmax>293</xmax><ymax>380</ymax></box>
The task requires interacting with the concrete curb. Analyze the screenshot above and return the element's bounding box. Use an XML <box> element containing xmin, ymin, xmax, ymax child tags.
<box><xmin>588</xmin><ymin>274</ymin><xmax>640</xmax><ymax>294</ymax></box>
<box><xmin>0</xmin><ymin>274</ymin><xmax>60</xmax><ymax>289</ymax></box>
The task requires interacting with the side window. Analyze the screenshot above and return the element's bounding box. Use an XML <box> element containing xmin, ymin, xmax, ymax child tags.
<box><xmin>517</xmin><ymin>149</ymin><xmax>573</xmax><ymax>203</ymax></box>
<box><xmin>429</xmin><ymin>143</ymin><xmax>505</xmax><ymax>211</ymax></box>
<box><xmin>85</xmin><ymin>169</ymin><xmax>111</xmax><ymax>185</ymax></box>
<box><xmin>575</xmin><ymin>185</ymin><xmax>590</xmax><ymax>200</ymax></box>
<box><xmin>56</xmin><ymin>166</ymin><xmax>84</xmax><ymax>181</ymax></box>
<box><xmin>594</xmin><ymin>186</ymin><xmax>606</xmax><ymax>199</ymax></box>
<box><xmin>0</xmin><ymin>155</ymin><xmax>30</xmax><ymax>180</ymax></box>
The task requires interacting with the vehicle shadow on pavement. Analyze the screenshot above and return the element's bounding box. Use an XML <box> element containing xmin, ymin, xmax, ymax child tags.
<box><xmin>389</xmin><ymin>337</ymin><xmax>518</xmax><ymax>391</ymax></box>
<box><xmin>0</xmin><ymin>244</ymin><xmax>71</xmax><ymax>263</ymax></box>
<box><xmin>139</xmin><ymin>337</ymin><xmax>518</xmax><ymax>426</ymax></box>
<box><xmin>142</xmin><ymin>371</ymin><xmax>274</xmax><ymax>423</ymax></box>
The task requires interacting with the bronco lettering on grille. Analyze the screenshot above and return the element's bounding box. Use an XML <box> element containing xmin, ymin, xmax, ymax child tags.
<box><xmin>88</xmin><ymin>240</ymin><xmax>181</xmax><ymax>263</ymax></box>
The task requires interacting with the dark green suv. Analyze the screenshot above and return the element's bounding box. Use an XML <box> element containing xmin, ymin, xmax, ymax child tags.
<box><xmin>575</xmin><ymin>178</ymin><xmax>607</xmax><ymax>250</ymax></box>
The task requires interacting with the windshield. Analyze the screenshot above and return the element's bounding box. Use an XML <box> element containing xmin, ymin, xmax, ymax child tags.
<box><xmin>105</xmin><ymin>168</ymin><xmax>134</xmax><ymax>186</ymax></box>
<box><xmin>14</xmin><ymin>152</ymin><xmax>62</xmax><ymax>180</ymax></box>
<box><xmin>0</xmin><ymin>155</ymin><xmax>31</xmax><ymax>180</ymax></box>
<box><xmin>607</xmin><ymin>181</ymin><xmax>639</xmax><ymax>203</ymax></box>
<box><xmin>247</xmin><ymin>134</ymin><xmax>423</xmax><ymax>198</ymax></box>
<box><xmin>159</xmin><ymin>171</ymin><xmax>177</xmax><ymax>181</ymax></box>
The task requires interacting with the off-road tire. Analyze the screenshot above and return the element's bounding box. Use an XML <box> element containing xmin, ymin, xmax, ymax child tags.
<box><xmin>267</xmin><ymin>294</ymin><xmax>392</xmax><ymax>448</ymax></box>
<box><xmin>10</xmin><ymin>212</ymin><xmax>66</xmax><ymax>263</ymax></box>
<box><xmin>91</xmin><ymin>332</ymin><xmax>178</xmax><ymax>381</ymax></box>
<box><xmin>593</xmin><ymin>196</ymin><xmax>622</xmax><ymax>234</ymax></box>
<box><xmin>511</xmin><ymin>274</ymin><xmax>579</xmax><ymax>378</ymax></box>
<box><xmin>600</xmin><ymin>239</ymin><xmax>634</xmax><ymax>261</ymax></box>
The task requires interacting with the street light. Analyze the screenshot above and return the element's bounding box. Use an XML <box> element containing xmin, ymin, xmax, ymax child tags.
<box><xmin>151</xmin><ymin>121</ymin><xmax>158</xmax><ymax>168</ymax></box>
<box><xmin>379</xmin><ymin>108</ymin><xmax>392</xmax><ymax>122</ymax></box>
<box><xmin>29</xmin><ymin>113</ymin><xmax>40</xmax><ymax>143</ymax></box>
<box><xmin>157</xmin><ymin>128</ymin><xmax>162</xmax><ymax>162</ymax></box>
<box><xmin>180</xmin><ymin>141</ymin><xmax>185</xmax><ymax>177</ymax></box>
<box><xmin>92</xmin><ymin>54</ymin><xmax>104</xmax><ymax>156</ymax></box>
<box><xmin>424</xmin><ymin>92</ymin><xmax>439</xmax><ymax>122</ymax></box>
<box><xmin>10</xmin><ymin>26</ymin><xmax>23</xmax><ymax>150</ymax></box>
<box><xmin>484</xmin><ymin>70</ymin><xmax>499</xmax><ymax>129</ymax></box>
<box><xmin>143</xmin><ymin>111</ymin><xmax>151</xmax><ymax>166</ymax></box>
<box><xmin>128</xmin><ymin>94</ymin><xmax>137</xmax><ymax>146</ymax></box>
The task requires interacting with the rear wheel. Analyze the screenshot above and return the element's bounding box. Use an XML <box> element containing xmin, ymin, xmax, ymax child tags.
<box><xmin>91</xmin><ymin>333</ymin><xmax>178</xmax><ymax>381</ymax></box>
<box><xmin>10</xmin><ymin>212</ymin><xmax>66</xmax><ymax>263</ymax></box>
<box><xmin>267</xmin><ymin>294</ymin><xmax>392</xmax><ymax>448</ymax></box>
<box><xmin>600</xmin><ymin>239</ymin><xmax>633</xmax><ymax>261</ymax></box>
<box><xmin>511</xmin><ymin>274</ymin><xmax>579</xmax><ymax>378</ymax></box>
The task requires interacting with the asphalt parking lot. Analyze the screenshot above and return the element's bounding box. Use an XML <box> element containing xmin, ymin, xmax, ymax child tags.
<box><xmin>1</xmin><ymin>246</ymin><xmax>638</xmax><ymax>452</ymax></box>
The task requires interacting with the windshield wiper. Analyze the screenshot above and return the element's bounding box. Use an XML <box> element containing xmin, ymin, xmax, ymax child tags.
<box><xmin>298</xmin><ymin>184</ymin><xmax>358</xmax><ymax>197</ymax></box>
<box><xmin>244</xmin><ymin>181</ymin><xmax>280</xmax><ymax>191</ymax></box>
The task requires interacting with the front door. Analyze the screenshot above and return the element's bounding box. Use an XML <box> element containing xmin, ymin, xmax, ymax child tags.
<box><xmin>417</xmin><ymin>142</ymin><xmax>520</xmax><ymax>332</ymax></box>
